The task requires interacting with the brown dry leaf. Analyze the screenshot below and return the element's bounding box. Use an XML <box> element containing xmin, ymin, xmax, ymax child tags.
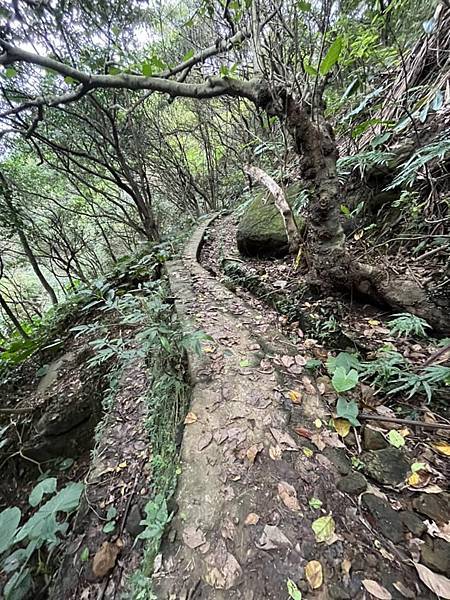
<box><xmin>414</xmin><ymin>563</ymin><xmax>450</xmax><ymax>599</ymax></box>
<box><xmin>293</xmin><ymin>426</ymin><xmax>313</xmax><ymax>439</ymax></box>
<box><xmin>288</xmin><ymin>390</ymin><xmax>302</xmax><ymax>404</ymax></box>
<box><xmin>246</xmin><ymin>443</ymin><xmax>263</xmax><ymax>464</ymax></box>
<box><xmin>295</xmin><ymin>355</ymin><xmax>307</xmax><ymax>366</ymax></box>
<box><xmin>269</xmin><ymin>445</ymin><xmax>282</xmax><ymax>460</ymax></box>
<box><xmin>305</xmin><ymin>560</ymin><xmax>323</xmax><ymax>590</ymax></box>
<box><xmin>302</xmin><ymin>375</ymin><xmax>316</xmax><ymax>395</ymax></box>
<box><xmin>432</xmin><ymin>441</ymin><xmax>450</xmax><ymax>456</ymax></box>
<box><xmin>92</xmin><ymin>541</ymin><xmax>121</xmax><ymax>578</ymax></box>
<box><xmin>198</xmin><ymin>432</ymin><xmax>213</xmax><ymax>451</ymax></box>
<box><xmin>184</xmin><ymin>412</ymin><xmax>198</xmax><ymax>425</ymax></box>
<box><xmin>270</xmin><ymin>427</ymin><xmax>298</xmax><ymax>450</ymax></box>
<box><xmin>183</xmin><ymin>526</ymin><xmax>206</xmax><ymax>549</ymax></box>
<box><xmin>311</xmin><ymin>432</ymin><xmax>326</xmax><ymax>451</ymax></box>
<box><xmin>281</xmin><ymin>355</ymin><xmax>295</xmax><ymax>368</ymax></box>
<box><xmin>256</xmin><ymin>525</ymin><xmax>292</xmax><ymax>550</ymax></box>
<box><xmin>244</xmin><ymin>513</ymin><xmax>260</xmax><ymax>526</ymax></box>
<box><xmin>333</xmin><ymin>418</ymin><xmax>351</xmax><ymax>438</ymax></box>
<box><xmin>392</xmin><ymin>581</ymin><xmax>415</xmax><ymax>598</ymax></box>
<box><xmin>341</xmin><ymin>558</ymin><xmax>352</xmax><ymax>576</ymax></box>
<box><xmin>407</xmin><ymin>469</ymin><xmax>431</xmax><ymax>488</ymax></box>
<box><xmin>277</xmin><ymin>481</ymin><xmax>300</xmax><ymax>512</ymax></box>
<box><xmin>362</xmin><ymin>579</ymin><xmax>392</xmax><ymax>599</ymax></box>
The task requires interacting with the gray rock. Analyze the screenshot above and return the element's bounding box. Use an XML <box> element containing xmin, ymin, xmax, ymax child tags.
<box><xmin>400</xmin><ymin>510</ymin><xmax>426</xmax><ymax>536</ymax></box>
<box><xmin>362</xmin><ymin>426</ymin><xmax>388</xmax><ymax>451</ymax></box>
<box><xmin>421</xmin><ymin>535</ymin><xmax>450</xmax><ymax>576</ymax></box>
<box><xmin>337</xmin><ymin>472</ymin><xmax>368</xmax><ymax>495</ymax></box>
<box><xmin>323</xmin><ymin>447</ymin><xmax>351</xmax><ymax>475</ymax></box>
<box><xmin>125</xmin><ymin>504</ymin><xmax>145</xmax><ymax>538</ymax></box>
<box><xmin>362</xmin><ymin>447</ymin><xmax>409</xmax><ymax>486</ymax></box>
<box><xmin>362</xmin><ymin>494</ymin><xmax>404</xmax><ymax>543</ymax></box>
<box><xmin>413</xmin><ymin>493</ymin><xmax>450</xmax><ymax>525</ymax></box>
<box><xmin>236</xmin><ymin>185</ymin><xmax>305</xmax><ymax>257</ymax></box>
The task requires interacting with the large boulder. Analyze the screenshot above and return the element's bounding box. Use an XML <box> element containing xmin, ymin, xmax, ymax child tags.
<box><xmin>237</xmin><ymin>184</ymin><xmax>304</xmax><ymax>257</ymax></box>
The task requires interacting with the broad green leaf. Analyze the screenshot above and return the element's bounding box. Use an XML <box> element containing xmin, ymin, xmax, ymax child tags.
<box><xmin>411</xmin><ymin>462</ymin><xmax>427</xmax><ymax>473</ymax></box>
<box><xmin>319</xmin><ymin>36</ymin><xmax>342</xmax><ymax>76</ymax></box>
<box><xmin>2</xmin><ymin>542</ymin><xmax>36</xmax><ymax>573</ymax></box>
<box><xmin>106</xmin><ymin>506</ymin><xmax>117</xmax><ymax>520</ymax></box>
<box><xmin>312</xmin><ymin>514</ymin><xmax>335</xmax><ymax>543</ymax></box>
<box><xmin>326</xmin><ymin>352</ymin><xmax>360</xmax><ymax>375</ymax></box>
<box><xmin>0</xmin><ymin>507</ymin><xmax>21</xmax><ymax>554</ymax></box>
<box><xmin>80</xmin><ymin>547</ymin><xmax>89</xmax><ymax>562</ymax></box>
<box><xmin>387</xmin><ymin>429</ymin><xmax>405</xmax><ymax>448</ymax></box>
<box><xmin>297</xmin><ymin>0</ymin><xmax>311</xmax><ymax>11</ymax></box>
<box><xmin>332</xmin><ymin>367</ymin><xmax>359</xmax><ymax>392</ymax></box>
<box><xmin>340</xmin><ymin>204</ymin><xmax>350</xmax><ymax>216</ymax></box>
<box><xmin>287</xmin><ymin>578</ymin><xmax>302</xmax><ymax>599</ymax></box>
<box><xmin>182</xmin><ymin>49</ymin><xmax>195</xmax><ymax>62</ymax></box>
<box><xmin>29</xmin><ymin>477</ymin><xmax>57</xmax><ymax>507</ymax></box>
<box><xmin>15</xmin><ymin>482</ymin><xmax>83</xmax><ymax>544</ymax></box>
<box><xmin>303</xmin><ymin>57</ymin><xmax>317</xmax><ymax>77</ymax></box>
<box><xmin>4</xmin><ymin>568</ymin><xmax>32</xmax><ymax>600</ymax></box>
<box><xmin>336</xmin><ymin>397</ymin><xmax>360</xmax><ymax>426</ymax></box>
<box><xmin>142</xmin><ymin>62</ymin><xmax>153</xmax><ymax>77</ymax></box>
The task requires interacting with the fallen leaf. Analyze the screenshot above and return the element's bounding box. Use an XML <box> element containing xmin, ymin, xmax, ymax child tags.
<box><xmin>269</xmin><ymin>445</ymin><xmax>282</xmax><ymax>460</ymax></box>
<box><xmin>256</xmin><ymin>525</ymin><xmax>292</xmax><ymax>550</ymax></box>
<box><xmin>92</xmin><ymin>541</ymin><xmax>121</xmax><ymax>578</ymax></box>
<box><xmin>341</xmin><ymin>558</ymin><xmax>352</xmax><ymax>576</ymax></box>
<box><xmin>184</xmin><ymin>412</ymin><xmax>198</xmax><ymax>424</ymax></box>
<box><xmin>303</xmin><ymin>447</ymin><xmax>313</xmax><ymax>458</ymax></box>
<box><xmin>333</xmin><ymin>418</ymin><xmax>351</xmax><ymax>437</ymax></box>
<box><xmin>278</xmin><ymin>481</ymin><xmax>300</xmax><ymax>512</ymax></box>
<box><xmin>302</xmin><ymin>375</ymin><xmax>316</xmax><ymax>395</ymax></box>
<box><xmin>312</xmin><ymin>514</ymin><xmax>335</xmax><ymax>543</ymax></box>
<box><xmin>387</xmin><ymin>429</ymin><xmax>405</xmax><ymax>448</ymax></box>
<box><xmin>314</xmin><ymin>418</ymin><xmax>322</xmax><ymax>429</ymax></box>
<box><xmin>293</xmin><ymin>426</ymin><xmax>313</xmax><ymax>439</ymax></box>
<box><xmin>414</xmin><ymin>563</ymin><xmax>450</xmax><ymax>599</ymax></box>
<box><xmin>432</xmin><ymin>441</ymin><xmax>450</xmax><ymax>456</ymax></box>
<box><xmin>246</xmin><ymin>443</ymin><xmax>263</xmax><ymax>464</ymax></box>
<box><xmin>407</xmin><ymin>469</ymin><xmax>431</xmax><ymax>488</ymax></box>
<box><xmin>198</xmin><ymin>432</ymin><xmax>213</xmax><ymax>451</ymax></box>
<box><xmin>270</xmin><ymin>427</ymin><xmax>298</xmax><ymax>450</ymax></box>
<box><xmin>362</xmin><ymin>579</ymin><xmax>392</xmax><ymax>599</ymax></box>
<box><xmin>308</xmin><ymin>497</ymin><xmax>322</xmax><ymax>509</ymax></box>
<box><xmin>288</xmin><ymin>390</ymin><xmax>302</xmax><ymax>404</ymax></box>
<box><xmin>368</xmin><ymin>319</ymin><xmax>381</xmax><ymax>326</ymax></box>
<box><xmin>392</xmin><ymin>581</ymin><xmax>415</xmax><ymax>598</ymax></box>
<box><xmin>305</xmin><ymin>560</ymin><xmax>323</xmax><ymax>589</ymax></box>
<box><xmin>244</xmin><ymin>513</ymin><xmax>260</xmax><ymax>525</ymax></box>
<box><xmin>281</xmin><ymin>355</ymin><xmax>295</xmax><ymax>368</ymax></box>
<box><xmin>287</xmin><ymin>578</ymin><xmax>302</xmax><ymax>600</ymax></box>
<box><xmin>183</xmin><ymin>526</ymin><xmax>206</xmax><ymax>549</ymax></box>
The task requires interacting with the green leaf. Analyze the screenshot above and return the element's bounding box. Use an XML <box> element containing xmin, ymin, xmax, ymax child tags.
<box><xmin>142</xmin><ymin>62</ymin><xmax>153</xmax><ymax>77</ymax></box>
<box><xmin>387</xmin><ymin>429</ymin><xmax>405</xmax><ymax>448</ymax></box>
<box><xmin>182</xmin><ymin>49</ymin><xmax>194</xmax><ymax>62</ymax></box>
<box><xmin>239</xmin><ymin>359</ymin><xmax>250</xmax><ymax>368</ymax></box>
<box><xmin>308</xmin><ymin>497</ymin><xmax>323</xmax><ymax>509</ymax></box>
<box><xmin>411</xmin><ymin>461</ymin><xmax>427</xmax><ymax>473</ymax></box>
<box><xmin>336</xmin><ymin>397</ymin><xmax>360</xmax><ymax>426</ymax></box>
<box><xmin>332</xmin><ymin>367</ymin><xmax>359</xmax><ymax>392</ymax></box>
<box><xmin>4</xmin><ymin>568</ymin><xmax>32</xmax><ymax>600</ymax></box>
<box><xmin>287</xmin><ymin>578</ymin><xmax>302</xmax><ymax>599</ymax></box>
<box><xmin>303</xmin><ymin>57</ymin><xmax>317</xmax><ymax>77</ymax></box>
<box><xmin>340</xmin><ymin>204</ymin><xmax>350</xmax><ymax>216</ymax></box>
<box><xmin>64</xmin><ymin>76</ymin><xmax>76</xmax><ymax>85</ymax></box>
<box><xmin>80</xmin><ymin>547</ymin><xmax>89</xmax><ymax>562</ymax></box>
<box><xmin>326</xmin><ymin>352</ymin><xmax>360</xmax><ymax>375</ymax></box>
<box><xmin>312</xmin><ymin>514</ymin><xmax>336</xmax><ymax>543</ymax></box>
<box><xmin>319</xmin><ymin>36</ymin><xmax>343</xmax><ymax>76</ymax></box>
<box><xmin>57</xmin><ymin>458</ymin><xmax>74</xmax><ymax>470</ymax></box>
<box><xmin>106</xmin><ymin>506</ymin><xmax>117</xmax><ymax>520</ymax></box>
<box><xmin>297</xmin><ymin>0</ymin><xmax>311</xmax><ymax>11</ymax></box>
<box><xmin>108</xmin><ymin>66</ymin><xmax>121</xmax><ymax>75</ymax></box>
<box><xmin>0</xmin><ymin>507</ymin><xmax>21</xmax><ymax>554</ymax></box>
<box><xmin>15</xmin><ymin>482</ymin><xmax>83</xmax><ymax>544</ymax></box>
<box><xmin>151</xmin><ymin>55</ymin><xmax>166</xmax><ymax>71</ymax></box>
<box><xmin>29</xmin><ymin>477</ymin><xmax>57</xmax><ymax>507</ymax></box>
<box><xmin>103</xmin><ymin>520</ymin><xmax>116</xmax><ymax>534</ymax></box>
<box><xmin>4</xmin><ymin>67</ymin><xmax>17</xmax><ymax>78</ymax></box>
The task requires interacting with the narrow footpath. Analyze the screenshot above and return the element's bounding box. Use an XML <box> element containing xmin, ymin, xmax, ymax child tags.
<box><xmin>154</xmin><ymin>218</ymin><xmax>429</xmax><ymax>599</ymax></box>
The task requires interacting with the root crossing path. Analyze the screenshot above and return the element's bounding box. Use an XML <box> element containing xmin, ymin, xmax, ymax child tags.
<box><xmin>154</xmin><ymin>217</ymin><xmax>423</xmax><ymax>599</ymax></box>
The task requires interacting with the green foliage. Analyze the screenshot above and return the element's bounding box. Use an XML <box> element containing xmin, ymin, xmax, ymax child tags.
<box><xmin>387</xmin><ymin>137</ymin><xmax>450</xmax><ymax>189</ymax></box>
<box><xmin>336</xmin><ymin>397</ymin><xmax>360</xmax><ymax>426</ymax></box>
<box><xmin>332</xmin><ymin>367</ymin><xmax>359</xmax><ymax>392</ymax></box>
<box><xmin>0</xmin><ymin>481</ymin><xmax>83</xmax><ymax>599</ymax></box>
<box><xmin>337</xmin><ymin>150</ymin><xmax>395</xmax><ymax>178</ymax></box>
<box><xmin>319</xmin><ymin>36</ymin><xmax>343</xmax><ymax>75</ymax></box>
<box><xmin>388</xmin><ymin>313</ymin><xmax>431</xmax><ymax>338</ymax></box>
<box><xmin>287</xmin><ymin>578</ymin><xmax>302</xmax><ymax>599</ymax></box>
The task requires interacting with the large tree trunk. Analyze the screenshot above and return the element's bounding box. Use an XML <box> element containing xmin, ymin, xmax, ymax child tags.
<box><xmin>284</xmin><ymin>97</ymin><xmax>449</xmax><ymax>332</ymax></box>
<box><xmin>244</xmin><ymin>164</ymin><xmax>300</xmax><ymax>253</ymax></box>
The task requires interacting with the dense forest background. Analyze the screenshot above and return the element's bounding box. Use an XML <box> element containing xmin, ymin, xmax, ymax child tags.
<box><xmin>0</xmin><ymin>0</ymin><xmax>449</xmax><ymax>598</ymax></box>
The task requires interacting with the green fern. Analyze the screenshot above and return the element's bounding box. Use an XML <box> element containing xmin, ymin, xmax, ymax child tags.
<box><xmin>388</xmin><ymin>313</ymin><xmax>431</xmax><ymax>338</ymax></box>
<box><xmin>337</xmin><ymin>150</ymin><xmax>395</xmax><ymax>179</ymax></box>
<box><xmin>387</xmin><ymin>137</ymin><xmax>450</xmax><ymax>189</ymax></box>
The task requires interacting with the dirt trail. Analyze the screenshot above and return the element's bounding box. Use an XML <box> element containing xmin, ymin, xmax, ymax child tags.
<box><xmin>154</xmin><ymin>218</ymin><xmax>427</xmax><ymax>599</ymax></box>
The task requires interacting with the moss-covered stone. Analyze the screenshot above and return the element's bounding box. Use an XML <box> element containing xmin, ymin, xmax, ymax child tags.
<box><xmin>236</xmin><ymin>183</ymin><xmax>305</xmax><ymax>257</ymax></box>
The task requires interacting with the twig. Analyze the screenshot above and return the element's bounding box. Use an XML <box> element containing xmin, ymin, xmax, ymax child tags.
<box><xmin>360</xmin><ymin>412</ymin><xmax>450</xmax><ymax>431</ymax></box>
<box><xmin>413</xmin><ymin>244</ymin><xmax>449</xmax><ymax>262</ymax></box>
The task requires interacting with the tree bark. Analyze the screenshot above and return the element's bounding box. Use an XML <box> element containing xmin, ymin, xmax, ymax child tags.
<box><xmin>0</xmin><ymin>292</ymin><xmax>30</xmax><ymax>339</ymax></box>
<box><xmin>17</xmin><ymin>228</ymin><xmax>59</xmax><ymax>305</ymax></box>
<box><xmin>244</xmin><ymin>165</ymin><xmax>300</xmax><ymax>253</ymax></box>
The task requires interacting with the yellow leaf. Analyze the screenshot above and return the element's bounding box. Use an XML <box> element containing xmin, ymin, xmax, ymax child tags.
<box><xmin>432</xmin><ymin>441</ymin><xmax>450</xmax><ymax>456</ymax></box>
<box><xmin>288</xmin><ymin>390</ymin><xmax>302</xmax><ymax>404</ymax></box>
<box><xmin>408</xmin><ymin>472</ymin><xmax>421</xmax><ymax>487</ymax></box>
<box><xmin>368</xmin><ymin>319</ymin><xmax>381</xmax><ymax>326</ymax></box>
<box><xmin>312</xmin><ymin>514</ymin><xmax>335</xmax><ymax>543</ymax></box>
<box><xmin>305</xmin><ymin>560</ymin><xmax>323</xmax><ymax>590</ymax></box>
<box><xmin>303</xmin><ymin>447</ymin><xmax>313</xmax><ymax>458</ymax></box>
<box><xmin>314</xmin><ymin>418</ymin><xmax>322</xmax><ymax>429</ymax></box>
<box><xmin>184</xmin><ymin>412</ymin><xmax>198</xmax><ymax>424</ymax></box>
<box><xmin>333</xmin><ymin>418</ymin><xmax>351</xmax><ymax>438</ymax></box>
